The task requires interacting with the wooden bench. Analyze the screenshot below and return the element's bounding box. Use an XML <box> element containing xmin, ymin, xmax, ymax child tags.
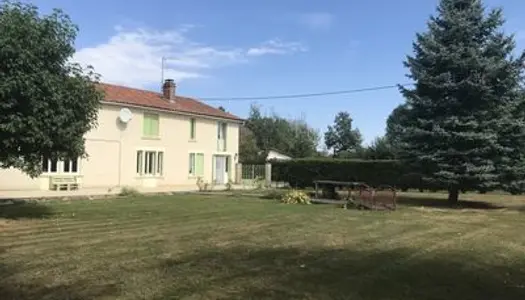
<box><xmin>50</xmin><ymin>176</ymin><xmax>80</xmax><ymax>191</ymax></box>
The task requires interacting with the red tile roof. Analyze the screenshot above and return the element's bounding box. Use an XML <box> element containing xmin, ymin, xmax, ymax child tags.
<box><xmin>98</xmin><ymin>83</ymin><xmax>243</xmax><ymax>122</ymax></box>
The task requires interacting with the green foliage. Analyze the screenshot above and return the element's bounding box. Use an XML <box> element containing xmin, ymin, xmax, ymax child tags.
<box><xmin>324</xmin><ymin>112</ymin><xmax>363</xmax><ymax>157</ymax></box>
<box><xmin>365</xmin><ymin>137</ymin><xmax>397</xmax><ymax>160</ymax></box>
<box><xmin>225</xmin><ymin>179</ymin><xmax>233</xmax><ymax>191</ymax></box>
<box><xmin>280</xmin><ymin>190</ymin><xmax>311</xmax><ymax>204</ymax></box>
<box><xmin>253</xmin><ymin>176</ymin><xmax>266</xmax><ymax>190</ymax></box>
<box><xmin>119</xmin><ymin>186</ymin><xmax>141</xmax><ymax>197</ymax></box>
<box><xmin>245</xmin><ymin>105</ymin><xmax>319</xmax><ymax>158</ymax></box>
<box><xmin>239</xmin><ymin>126</ymin><xmax>262</xmax><ymax>163</ymax></box>
<box><xmin>0</xmin><ymin>1</ymin><xmax>103</xmax><ymax>177</ymax></box>
<box><xmin>397</xmin><ymin>0</ymin><xmax>525</xmax><ymax>201</ymax></box>
<box><xmin>385</xmin><ymin>104</ymin><xmax>412</xmax><ymax>157</ymax></box>
<box><xmin>272</xmin><ymin>158</ymin><xmax>406</xmax><ymax>188</ymax></box>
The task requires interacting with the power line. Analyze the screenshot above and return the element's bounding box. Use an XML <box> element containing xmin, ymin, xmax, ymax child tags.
<box><xmin>200</xmin><ymin>83</ymin><xmax>414</xmax><ymax>102</ymax></box>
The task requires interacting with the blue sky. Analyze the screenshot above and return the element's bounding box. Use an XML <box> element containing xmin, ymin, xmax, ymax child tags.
<box><xmin>32</xmin><ymin>0</ymin><xmax>525</xmax><ymax>144</ymax></box>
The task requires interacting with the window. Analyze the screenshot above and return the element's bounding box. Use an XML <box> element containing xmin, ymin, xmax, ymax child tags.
<box><xmin>157</xmin><ymin>152</ymin><xmax>163</xmax><ymax>175</ymax></box>
<box><xmin>143</xmin><ymin>113</ymin><xmax>159</xmax><ymax>137</ymax></box>
<box><xmin>136</xmin><ymin>150</ymin><xmax>164</xmax><ymax>176</ymax></box>
<box><xmin>189</xmin><ymin>153</ymin><xmax>204</xmax><ymax>176</ymax></box>
<box><xmin>217</xmin><ymin>122</ymin><xmax>227</xmax><ymax>139</ymax></box>
<box><xmin>217</xmin><ymin>122</ymin><xmax>227</xmax><ymax>151</ymax></box>
<box><xmin>50</xmin><ymin>159</ymin><xmax>58</xmax><ymax>172</ymax></box>
<box><xmin>190</xmin><ymin>118</ymin><xmax>196</xmax><ymax>140</ymax></box>
<box><xmin>136</xmin><ymin>151</ymin><xmax>143</xmax><ymax>174</ymax></box>
<box><xmin>42</xmin><ymin>157</ymin><xmax>78</xmax><ymax>174</ymax></box>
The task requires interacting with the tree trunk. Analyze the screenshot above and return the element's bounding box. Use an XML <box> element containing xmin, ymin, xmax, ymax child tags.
<box><xmin>448</xmin><ymin>188</ymin><xmax>459</xmax><ymax>204</ymax></box>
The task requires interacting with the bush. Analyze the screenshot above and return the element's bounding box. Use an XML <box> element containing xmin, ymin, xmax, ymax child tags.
<box><xmin>280</xmin><ymin>190</ymin><xmax>311</xmax><ymax>204</ymax></box>
<box><xmin>196</xmin><ymin>177</ymin><xmax>214</xmax><ymax>192</ymax></box>
<box><xmin>272</xmin><ymin>158</ymin><xmax>407</xmax><ymax>188</ymax></box>
<box><xmin>119</xmin><ymin>186</ymin><xmax>141</xmax><ymax>197</ymax></box>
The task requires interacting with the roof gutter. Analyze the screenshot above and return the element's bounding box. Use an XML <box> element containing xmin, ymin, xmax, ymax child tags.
<box><xmin>101</xmin><ymin>101</ymin><xmax>245</xmax><ymax>124</ymax></box>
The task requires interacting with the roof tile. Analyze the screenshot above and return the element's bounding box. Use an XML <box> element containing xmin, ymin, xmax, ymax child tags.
<box><xmin>98</xmin><ymin>83</ymin><xmax>242</xmax><ymax>121</ymax></box>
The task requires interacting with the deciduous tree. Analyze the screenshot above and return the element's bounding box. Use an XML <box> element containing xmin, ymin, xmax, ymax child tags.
<box><xmin>0</xmin><ymin>1</ymin><xmax>103</xmax><ymax>177</ymax></box>
<box><xmin>324</xmin><ymin>112</ymin><xmax>363</xmax><ymax>157</ymax></box>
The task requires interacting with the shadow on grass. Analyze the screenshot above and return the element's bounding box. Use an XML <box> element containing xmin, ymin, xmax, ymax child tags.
<box><xmin>0</xmin><ymin>263</ymin><xmax>119</xmax><ymax>300</ymax></box>
<box><xmin>157</xmin><ymin>246</ymin><xmax>525</xmax><ymax>300</ymax></box>
<box><xmin>0</xmin><ymin>200</ymin><xmax>54</xmax><ymax>219</ymax></box>
<box><xmin>396</xmin><ymin>196</ymin><xmax>506</xmax><ymax>210</ymax></box>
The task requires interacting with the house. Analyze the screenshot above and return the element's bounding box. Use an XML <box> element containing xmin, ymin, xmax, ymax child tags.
<box><xmin>266</xmin><ymin>149</ymin><xmax>292</xmax><ymax>161</ymax></box>
<box><xmin>0</xmin><ymin>79</ymin><xmax>242</xmax><ymax>191</ymax></box>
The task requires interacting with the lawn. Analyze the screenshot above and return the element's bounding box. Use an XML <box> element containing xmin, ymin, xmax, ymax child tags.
<box><xmin>1</xmin><ymin>192</ymin><xmax>525</xmax><ymax>300</ymax></box>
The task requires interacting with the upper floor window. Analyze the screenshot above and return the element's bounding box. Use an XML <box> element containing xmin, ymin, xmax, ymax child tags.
<box><xmin>42</xmin><ymin>158</ymin><xmax>79</xmax><ymax>174</ymax></box>
<box><xmin>217</xmin><ymin>122</ymin><xmax>227</xmax><ymax>151</ymax></box>
<box><xmin>190</xmin><ymin>118</ymin><xmax>196</xmax><ymax>140</ymax></box>
<box><xmin>217</xmin><ymin>122</ymin><xmax>227</xmax><ymax>140</ymax></box>
<box><xmin>143</xmin><ymin>113</ymin><xmax>159</xmax><ymax>138</ymax></box>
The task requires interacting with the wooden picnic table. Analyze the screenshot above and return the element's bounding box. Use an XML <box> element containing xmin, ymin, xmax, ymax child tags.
<box><xmin>313</xmin><ymin>180</ymin><xmax>367</xmax><ymax>200</ymax></box>
<box><xmin>313</xmin><ymin>180</ymin><xmax>397</xmax><ymax>211</ymax></box>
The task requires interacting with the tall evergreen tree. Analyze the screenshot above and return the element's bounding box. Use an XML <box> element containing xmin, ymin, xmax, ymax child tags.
<box><xmin>399</xmin><ymin>0</ymin><xmax>525</xmax><ymax>202</ymax></box>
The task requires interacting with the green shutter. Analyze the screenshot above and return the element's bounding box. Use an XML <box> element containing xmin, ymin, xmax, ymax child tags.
<box><xmin>143</xmin><ymin>114</ymin><xmax>159</xmax><ymax>137</ymax></box>
<box><xmin>190</xmin><ymin>118</ymin><xmax>196</xmax><ymax>139</ymax></box>
<box><xmin>142</xmin><ymin>115</ymin><xmax>150</xmax><ymax>136</ymax></box>
<box><xmin>196</xmin><ymin>154</ymin><xmax>204</xmax><ymax>176</ymax></box>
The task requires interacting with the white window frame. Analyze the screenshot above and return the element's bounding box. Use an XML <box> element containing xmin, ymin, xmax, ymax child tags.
<box><xmin>217</xmin><ymin>122</ymin><xmax>227</xmax><ymax>151</ymax></box>
<box><xmin>190</xmin><ymin>118</ymin><xmax>197</xmax><ymax>140</ymax></box>
<box><xmin>42</xmin><ymin>158</ymin><xmax>80</xmax><ymax>175</ymax></box>
<box><xmin>136</xmin><ymin>149</ymin><xmax>164</xmax><ymax>177</ymax></box>
<box><xmin>189</xmin><ymin>152</ymin><xmax>204</xmax><ymax>177</ymax></box>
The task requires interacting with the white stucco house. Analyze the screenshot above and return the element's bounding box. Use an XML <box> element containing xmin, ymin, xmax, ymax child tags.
<box><xmin>0</xmin><ymin>79</ymin><xmax>242</xmax><ymax>191</ymax></box>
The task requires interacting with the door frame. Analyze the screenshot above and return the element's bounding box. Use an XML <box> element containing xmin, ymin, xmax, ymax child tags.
<box><xmin>212</xmin><ymin>155</ymin><xmax>231</xmax><ymax>184</ymax></box>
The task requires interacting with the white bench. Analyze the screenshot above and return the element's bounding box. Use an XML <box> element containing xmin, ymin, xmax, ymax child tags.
<box><xmin>50</xmin><ymin>176</ymin><xmax>80</xmax><ymax>191</ymax></box>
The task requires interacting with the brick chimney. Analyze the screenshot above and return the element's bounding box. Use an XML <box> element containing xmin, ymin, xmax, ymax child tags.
<box><xmin>162</xmin><ymin>79</ymin><xmax>176</xmax><ymax>102</ymax></box>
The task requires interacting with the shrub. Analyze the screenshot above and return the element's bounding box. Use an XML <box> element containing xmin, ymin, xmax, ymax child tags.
<box><xmin>253</xmin><ymin>176</ymin><xmax>266</xmax><ymax>190</ymax></box>
<box><xmin>280</xmin><ymin>190</ymin><xmax>311</xmax><ymax>204</ymax></box>
<box><xmin>272</xmin><ymin>158</ymin><xmax>406</xmax><ymax>188</ymax></box>
<box><xmin>196</xmin><ymin>177</ymin><xmax>214</xmax><ymax>192</ymax></box>
<box><xmin>225</xmin><ymin>179</ymin><xmax>233</xmax><ymax>191</ymax></box>
<box><xmin>119</xmin><ymin>186</ymin><xmax>141</xmax><ymax>197</ymax></box>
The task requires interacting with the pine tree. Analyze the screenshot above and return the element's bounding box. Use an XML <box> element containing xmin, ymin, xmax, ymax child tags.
<box><xmin>399</xmin><ymin>0</ymin><xmax>525</xmax><ymax>202</ymax></box>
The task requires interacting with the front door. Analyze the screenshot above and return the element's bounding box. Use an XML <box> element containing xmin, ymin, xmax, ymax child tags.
<box><xmin>214</xmin><ymin>156</ymin><xmax>226</xmax><ymax>184</ymax></box>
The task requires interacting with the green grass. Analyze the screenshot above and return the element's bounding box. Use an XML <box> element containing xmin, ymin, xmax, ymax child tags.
<box><xmin>1</xmin><ymin>192</ymin><xmax>525</xmax><ymax>300</ymax></box>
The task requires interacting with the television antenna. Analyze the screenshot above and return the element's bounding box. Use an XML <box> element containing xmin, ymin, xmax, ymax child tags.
<box><xmin>161</xmin><ymin>56</ymin><xmax>167</xmax><ymax>85</ymax></box>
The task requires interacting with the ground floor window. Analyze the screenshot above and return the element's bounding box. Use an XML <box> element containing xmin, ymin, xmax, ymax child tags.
<box><xmin>136</xmin><ymin>150</ymin><xmax>164</xmax><ymax>176</ymax></box>
<box><xmin>42</xmin><ymin>157</ymin><xmax>79</xmax><ymax>174</ymax></box>
<box><xmin>189</xmin><ymin>153</ymin><xmax>204</xmax><ymax>176</ymax></box>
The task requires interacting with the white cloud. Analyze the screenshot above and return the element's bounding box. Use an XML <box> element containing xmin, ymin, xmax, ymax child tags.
<box><xmin>246</xmin><ymin>39</ymin><xmax>307</xmax><ymax>57</ymax></box>
<box><xmin>74</xmin><ymin>26</ymin><xmax>305</xmax><ymax>88</ymax></box>
<box><xmin>297</xmin><ymin>12</ymin><xmax>335</xmax><ymax>30</ymax></box>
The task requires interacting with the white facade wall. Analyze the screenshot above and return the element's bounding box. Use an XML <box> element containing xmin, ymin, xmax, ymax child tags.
<box><xmin>0</xmin><ymin>104</ymin><xmax>240</xmax><ymax>191</ymax></box>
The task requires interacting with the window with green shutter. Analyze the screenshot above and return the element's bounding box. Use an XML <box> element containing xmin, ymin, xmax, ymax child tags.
<box><xmin>189</xmin><ymin>153</ymin><xmax>204</xmax><ymax>176</ymax></box>
<box><xmin>196</xmin><ymin>153</ymin><xmax>204</xmax><ymax>176</ymax></box>
<box><xmin>190</xmin><ymin>118</ymin><xmax>196</xmax><ymax>140</ymax></box>
<box><xmin>143</xmin><ymin>113</ymin><xmax>159</xmax><ymax>137</ymax></box>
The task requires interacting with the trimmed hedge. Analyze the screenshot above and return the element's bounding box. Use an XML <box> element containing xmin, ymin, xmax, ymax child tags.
<box><xmin>271</xmin><ymin>158</ymin><xmax>427</xmax><ymax>189</ymax></box>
